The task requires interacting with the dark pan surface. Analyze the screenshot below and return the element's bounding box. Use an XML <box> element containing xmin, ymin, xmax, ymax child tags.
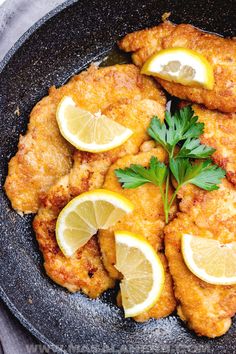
<box><xmin>0</xmin><ymin>0</ymin><xmax>235</xmax><ymax>352</ymax></box>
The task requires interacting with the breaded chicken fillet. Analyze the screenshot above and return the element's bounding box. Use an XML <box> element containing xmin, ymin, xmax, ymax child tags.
<box><xmin>52</xmin><ymin>98</ymin><xmax>166</xmax><ymax>201</ymax></box>
<box><xmin>98</xmin><ymin>148</ymin><xmax>176</xmax><ymax>321</ymax></box>
<box><xmin>192</xmin><ymin>104</ymin><xmax>236</xmax><ymax>186</ymax></box>
<box><xmin>33</xmin><ymin>85</ymin><xmax>167</xmax><ymax>296</ymax></box>
<box><xmin>5</xmin><ymin>64</ymin><xmax>165</xmax><ymax>213</ymax></box>
<box><xmin>119</xmin><ymin>22</ymin><xmax>236</xmax><ymax>113</ymax></box>
<box><xmin>165</xmin><ymin>180</ymin><xmax>236</xmax><ymax>337</ymax></box>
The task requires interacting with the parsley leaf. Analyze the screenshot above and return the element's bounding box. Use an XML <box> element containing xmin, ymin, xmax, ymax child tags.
<box><xmin>115</xmin><ymin>157</ymin><xmax>168</xmax><ymax>189</ymax></box>
<box><xmin>115</xmin><ymin>106</ymin><xmax>226</xmax><ymax>223</ymax></box>
<box><xmin>176</xmin><ymin>138</ymin><xmax>216</xmax><ymax>159</ymax></box>
<box><xmin>170</xmin><ymin>158</ymin><xmax>226</xmax><ymax>191</ymax></box>
<box><xmin>147</xmin><ymin>106</ymin><xmax>204</xmax><ymax>156</ymax></box>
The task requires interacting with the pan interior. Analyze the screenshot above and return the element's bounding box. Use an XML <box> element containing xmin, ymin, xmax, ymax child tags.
<box><xmin>0</xmin><ymin>0</ymin><xmax>235</xmax><ymax>353</ymax></box>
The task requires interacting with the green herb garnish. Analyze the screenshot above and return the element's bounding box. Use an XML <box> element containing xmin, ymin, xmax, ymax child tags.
<box><xmin>115</xmin><ymin>106</ymin><xmax>225</xmax><ymax>223</ymax></box>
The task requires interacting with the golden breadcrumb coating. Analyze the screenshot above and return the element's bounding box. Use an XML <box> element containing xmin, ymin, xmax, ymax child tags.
<box><xmin>98</xmin><ymin>148</ymin><xmax>177</xmax><ymax>321</ymax></box>
<box><xmin>5</xmin><ymin>64</ymin><xmax>165</xmax><ymax>213</ymax></box>
<box><xmin>119</xmin><ymin>22</ymin><xmax>236</xmax><ymax>113</ymax></box>
<box><xmin>165</xmin><ymin>180</ymin><xmax>236</xmax><ymax>337</ymax></box>
<box><xmin>192</xmin><ymin>104</ymin><xmax>236</xmax><ymax>186</ymax></box>
<box><xmin>33</xmin><ymin>69</ymin><xmax>167</xmax><ymax>295</ymax></box>
<box><xmin>34</xmin><ymin>211</ymin><xmax>113</xmax><ymax>297</ymax></box>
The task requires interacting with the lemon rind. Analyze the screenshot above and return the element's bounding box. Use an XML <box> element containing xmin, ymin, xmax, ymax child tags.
<box><xmin>115</xmin><ymin>230</ymin><xmax>165</xmax><ymax>317</ymax></box>
<box><xmin>182</xmin><ymin>233</ymin><xmax>236</xmax><ymax>285</ymax></box>
<box><xmin>56</xmin><ymin>190</ymin><xmax>134</xmax><ymax>257</ymax></box>
<box><xmin>141</xmin><ymin>47</ymin><xmax>214</xmax><ymax>90</ymax></box>
<box><xmin>56</xmin><ymin>96</ymin><xmax>133</xmax><ymax>152</ymax></box>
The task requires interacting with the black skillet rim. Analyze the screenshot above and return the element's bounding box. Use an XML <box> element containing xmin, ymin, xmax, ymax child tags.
<box><xmin>0</xmin><ymin>2</ymin><xmax>80</xmax><ymax>352</ymax></box>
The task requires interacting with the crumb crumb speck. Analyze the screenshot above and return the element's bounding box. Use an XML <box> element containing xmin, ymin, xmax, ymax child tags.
<box><xmin>14</xmin><ymin>106</ymin><xmax>20</xmax><ymax>117</ymax></box>
<box><xmin>162</xmin><ymin>12</ymin><xmax>171</xmax><ymax>22</ymax></box>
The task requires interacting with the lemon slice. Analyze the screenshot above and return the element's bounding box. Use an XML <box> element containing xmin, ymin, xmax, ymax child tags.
<box><xmin>115</xmin><ymin>231</ymin><xmax>165</xmax><ymax>317</ymax></box>
<box><xmin>182</xmin><ymin>234</ymin><xmax>236</xmax><ymax>285</ymax></box>
<box><xmin>141</xmin><ymin>48</ymin><xmax>214</xmax><ymax>90</ymax></box>
<box><xmin>56</xmin><ymin>96</ymin><xmax>133</xmax><ymax>152</ymax></box>
<box><xmin>56</xmin><ymin>190</ymin><xmax>134</xmax><ymax>257</ymax></box>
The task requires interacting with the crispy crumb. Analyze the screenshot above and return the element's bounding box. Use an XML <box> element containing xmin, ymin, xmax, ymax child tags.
<box><xmin>14</xmin><ymin>106</ymin><xmax>20</xmax><ymax>117</ymax></box>
<box><xmin>139</xmin><ymin>140</ymin><xmax>156</xmax><ymax>152</ymax></box>
<box><xmin>28</xmin><ymin>297</ymin><xmax>33</xmax><ymax>304</ymax></box>
<box><xmin>162</xmin><ymin>12</ymin><xmax>171</xmax><ymax>22</ymax></box>
<box><xmin>16</xmin><ymin>210</ymin><xmax>24</xmax><ymax>217</ymax></box>
<box><xmin>192</xmin><ymin>104</ymin><xmax>236</xmax><ymax>186</ymax></box>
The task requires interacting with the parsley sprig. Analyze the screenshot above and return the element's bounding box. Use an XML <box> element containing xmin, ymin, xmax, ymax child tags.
<box><xmin>115</xmin><ymin>106</ymin><xmax>225</xmax><ymax>223</ymax></box>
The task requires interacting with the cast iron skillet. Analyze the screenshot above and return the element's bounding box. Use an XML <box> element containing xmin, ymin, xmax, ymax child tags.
<box><xmin>0</xmin><ymin>0</ymin><xmax>235</xmax><ymax>353</ymax></box>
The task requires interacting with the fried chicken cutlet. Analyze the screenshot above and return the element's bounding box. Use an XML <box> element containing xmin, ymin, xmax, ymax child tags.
<box><xmin>33</xmin><ymin>83</ymin><xmax>167</xmax><ymax>296</ymax></box>
<box><xmin>119</xmin><ymin>22</ymin><xmax>236</xmax><ymax>113</ymax></box>
<box><xmin>98</xmin><ymin>149</ymin><xmax>177</xmax><ymax>321</ymax></box>
<box><xmin>191</xmin><ymin>104</ymin><xmax>236</xmax><ymax>186</ymax></box>
<box><xmin>5</xmin><ymin>64</ymin><xmax>165</xmax><ymax>213</ymax></box>
<box><xmin>165</xmin><ymin>180</ymin><xmax>236</xmax><ymax>337</ymax></box>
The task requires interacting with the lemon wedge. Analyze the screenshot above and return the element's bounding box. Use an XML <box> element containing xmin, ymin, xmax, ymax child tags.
<box><xmin>141</xmin><ymin>48</ymin><xmax>214</xmax><ymax>90</ymax></box>
<box><xmin>56</xmin><ymin>96</ymin><xmax>133</xmax><ymax>152</ymax></box>
<box><xmin>56</xmin><ymin>190</ymin><xmax>134</xmax><ymax>257</ymax></box>
<box><xmin>115</xmin><ymin>231</ymin><xmax>165</xmax><ymax>317</ymax></box>
<box><xmin>182</xmin><ymin>234</ymin><xmax>236</xmax><ymax>285</ymax></box>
